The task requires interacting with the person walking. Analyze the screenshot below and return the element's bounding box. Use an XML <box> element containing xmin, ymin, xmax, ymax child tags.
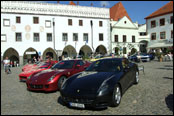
<box><xmin>3</xmin><ymin>57</ymin><xmax>11</xmax><ymax>74</ymax></box>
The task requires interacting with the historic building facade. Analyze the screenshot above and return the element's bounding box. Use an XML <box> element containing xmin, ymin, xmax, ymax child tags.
<box><xmin>145</xmin><ymin>1</ymin><xmax>173</xmax><ymax>52</ymax></box>
<box><xmin>110</xmin><ymin>2</ymin><xmax>148</xmax><ymax>56</ymax></box>
<box><xmin>1</xmin><ymin>1</ymin><xmax>111</xmax><ymax>65</ymax></box>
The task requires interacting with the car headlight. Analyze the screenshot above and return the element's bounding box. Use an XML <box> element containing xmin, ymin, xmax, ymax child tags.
<box><xmin>47</xmin><ymin>75</ymin><xmax>56</xmax><ymax>82</ymax></box>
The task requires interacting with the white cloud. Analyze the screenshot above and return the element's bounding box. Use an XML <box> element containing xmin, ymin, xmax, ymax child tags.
<box><xmin>100</xmin><ymin>1</ymin><xmax>110</xmax><ymax>7</ymax></box>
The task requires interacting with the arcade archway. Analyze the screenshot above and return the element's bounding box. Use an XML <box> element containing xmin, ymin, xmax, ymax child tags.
<box><xmin>62</xmin><ymin>45</ymin><xmax>77</xmax><ymax>58</ymax></box>
<box><xmin>3</xmin><ymin>47</ymin><xmax>19</xmax><ymax>63</ymax></box>
<box><xmin>79</xmin><ymin>45</ymin><xmax>92</xmax><ymax>58</ymax></box>
<box><xmin>23</xmin><ymin>47</ymin><xmax>38</xmax><ymax>64</ymax></box>
<box><xmin>43</xmin><ymin>48</ymin><xmax>57</xmax><ymax>60</ymax></box>
<box><xmin>95</xmin><ymin>45</ymin><xmax>107</xmax><ymax>55</ymax></box>
<box><xmin>139</xmin><ymin>40</ymin><xmax>148</xmax><ymax>53</ymax></box>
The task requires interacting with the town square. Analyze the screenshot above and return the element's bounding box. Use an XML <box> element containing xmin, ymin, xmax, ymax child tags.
<box><xmin>1</xmin><ymin>1</ymin><xmax>173</xmax><ymax>115</ymax></box>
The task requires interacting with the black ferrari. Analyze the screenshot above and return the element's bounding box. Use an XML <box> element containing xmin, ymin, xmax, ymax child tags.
<box><xmin>60</xmin><ymin>58</ymin><xmax>139</xmax><ymax>109</ymax></box>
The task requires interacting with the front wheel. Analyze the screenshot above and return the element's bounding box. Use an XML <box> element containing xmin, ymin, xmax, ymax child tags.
<box><xmin>111</xmin><ymin>84</ymin><xmax>122</xmax><ymax>107</ymax></box>
<box><xmin>57</xmin><ymin>76</ymin><xmax>67</xmax><ymax>90</ymax></box>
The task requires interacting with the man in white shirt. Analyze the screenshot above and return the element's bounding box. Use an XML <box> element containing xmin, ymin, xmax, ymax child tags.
<box><xmin>3</xmin><ymin>57</ymin><xmax>11</xmax><ymax>74</ymax></box>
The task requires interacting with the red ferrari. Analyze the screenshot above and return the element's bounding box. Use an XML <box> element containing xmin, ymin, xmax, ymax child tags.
<box><xmin>19</xmin><ymin>61</ymin><xmax>57</xmax><ymax>81</ymax></box>
<box><xmin>26</xmin><ymin>60</ymin><xmax>91</xmax><ymax>92</ymax></box>
<box><xmin>22</xmin><ymin>63</ymin><xmax>38</xmax><ymax>72</ymax></box>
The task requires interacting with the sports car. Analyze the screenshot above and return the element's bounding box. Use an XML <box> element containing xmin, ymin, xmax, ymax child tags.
<box><xmin>19</xmin><ymin>61</ymin><xmax>57</xmax><ymax>81</ymax></box>
<box><xmin>60</xmin><ymin>58</ymin><xmax>139</xmax><ymax>109</ymax></box>
<box><xmin>128</xmin><ymin>52</ymin><xmax>154</xmax><ymax>62</ymax></box>
<box><xmin>26</xmin><ymin>60</ymin><xmax>91</xmax><ymax>92</ymax></box>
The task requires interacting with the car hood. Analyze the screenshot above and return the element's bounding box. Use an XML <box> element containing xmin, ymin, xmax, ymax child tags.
<box><xmin>64</xmin><ymin>71</ymin><xmax>116</xmax><ymax>95</ymax></box>
<box><xmin>29</xmin><ymin>69</ymin><xmax>69</xmax><ymax>83</ymax></box>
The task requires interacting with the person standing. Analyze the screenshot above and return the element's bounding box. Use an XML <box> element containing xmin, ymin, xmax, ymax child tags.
<box><xmin>3</xmin><ymin>57</ymin><xmax>11</xmax><ymax>74</ymax></box>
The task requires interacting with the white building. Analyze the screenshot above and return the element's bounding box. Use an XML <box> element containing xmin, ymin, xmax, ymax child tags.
<box><xmin>145</xmin><ymin>1</ymin><xmax>173</xmax><ymax>52</ymax></box>
<box><xmin>110</xmin><ymin>2</ymin><xmax>147</xmax><ymax>56</ymax></box>
<box><xmin>1</xmin><ymin>1</ymin><xmax>110</xmax><ymax>65</ymax></box>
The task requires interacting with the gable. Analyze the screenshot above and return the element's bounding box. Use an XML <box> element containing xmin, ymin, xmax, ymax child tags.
<box><xmin>113</xmin><ymin>16</ymin><xmax>138</xmax><ymax>29</ymax></box>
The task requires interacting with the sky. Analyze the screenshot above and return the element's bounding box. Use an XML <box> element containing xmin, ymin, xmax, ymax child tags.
<box><xmin>33</xmin><ymin>1</ymin><xmax>170</xmax><ymax>24</ymax></box>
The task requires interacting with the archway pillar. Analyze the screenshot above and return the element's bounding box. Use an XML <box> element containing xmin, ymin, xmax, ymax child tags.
<box><xmin>19</xmin><ymin>56</ymin><xmax>23</xmax><ymax>66</ymax></box>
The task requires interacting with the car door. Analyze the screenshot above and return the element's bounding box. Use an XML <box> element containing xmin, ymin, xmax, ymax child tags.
<box><xmin>120</xmin><ymin>59</ymin><xmax>132</xmax><ymax>91</ymax></box>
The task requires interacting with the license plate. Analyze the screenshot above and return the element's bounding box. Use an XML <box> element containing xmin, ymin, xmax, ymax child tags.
<box><xmin>69</xmin><ymin>102</ymin><xmax>85</xmax><ymax>108</ymax></box>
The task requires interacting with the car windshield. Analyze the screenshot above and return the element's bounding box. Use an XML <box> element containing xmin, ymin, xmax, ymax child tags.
<box><xmin>38</xmin><ymin>62</ymin><xmax>51</xmax><ymax>68</ymax></box>
<box><xmin>52</xmin><ymin>60</ymin><xmax>75</xmax><ymax>69</ymax></box>
<box><xmin>86</xmin><ymin>59</ymin><xmax>121</xmax><ymax>72</ymax></box>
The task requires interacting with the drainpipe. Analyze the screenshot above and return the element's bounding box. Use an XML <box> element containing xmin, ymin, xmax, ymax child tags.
<box><xmin>90</xmin><ymin>20</ymin><xmax>94</xmax><ymax>53</ymax></box>
<box><xmin>52</xmin><ymin>18</ymin><xmax>57</xmax><ymax>60</ymax></box>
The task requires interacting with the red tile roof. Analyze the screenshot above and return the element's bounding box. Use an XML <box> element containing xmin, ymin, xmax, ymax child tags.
<box><xmin>145</xmin><ymin>1</ymin><xmax>173</xmax><ymax>19</ymax></box>
<box><xmin>110</xmin><ymin>2</ymin><xmax>132</xmax><ymax>21</ymax></box>
<box><xmin>69</xmin><ymin>1</ymin><xmax>76</xmax><ymax>5</ymax></box>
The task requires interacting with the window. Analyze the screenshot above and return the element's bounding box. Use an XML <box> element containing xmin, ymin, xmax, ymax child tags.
<box><xmin>140</xmin><ymin>32</ymin><xmax>147</xmax><ymax>36</ymax></box>
<box><xmin>83</xmin><ymin>33</ymin><xmax>88</xmax><ymax>42</ymax></box>
<box><xmin>33</xmin><ymin>33</ymin><xmax>40</xmax><ymax>42</ymax></box>
<box><xmin>123</xmin><ymin>47</ymin><xmax>127</xmax><ymax>54</ymax></box>
<box><xmin>123</xmin><ymin>35</ymin><xmax>126</xmax><ymax>42</ymax></box>
<box><xmin>73</xmin><ymin>33</ymin><xmax>78</xmax><ymax>41</ymax></box>
<box><xmin>160</xmin><ymin>18</ymin><xmax>165</xmax><ymax>26</ymax></box>
<box><xmin>171</xmin><ymin>16</ymin><xmax>173</xmax><ymax>24</ymax></box>
<box><xmin>68</xmin><ymin>19</ymin><xmax>72</xmax><ymax>26</ymax></box>
<box><xmin>151</xmin><ymin>20</ymin><xmax>156</xmax><ymax>28</ymax></box>
<box><xmin>160</xmin><ymin>32</ymin><xmax>165</xmax><ymax>39</ymax></box>
<box><xmin>99</xmin><ymin>33</ymin><xmax>103</xmax><ymax>41</ymax></box>
<box><xmin>171</xmin><ymin>30</ymin><xmax>173</xmax><ymax>39</ymax></box>
<box><xmin>62</xmin><ymin>33</ymin><xmax>68</xmax><ymax>41</ymax></box>
<box><xmin>1</xmin><ymin>34</ymin><xmax>7</xmax><ymax>42</ymax></box>
<box><xmin>114</xmin><ymin>35</ymin><xmax>118</xmax><ymax>42</ymax></box>
<box><xmin>79</xmin><ymin>20</ymin><xmax>83</xmax><ymax>26</ymax></box>
<box><xmin>16</xmin><ymin>33</ymin><xmax>22</xmax><ymax>41</ymax></box>
<box><xmin>47</xmin><ymin>33</ymin><xmax>52</xmax><ymax>42</ymax></box>
<box><xmin>3</xmin><ymin>19</ymin><xmax>10</xmax><ymax>27</ymax></box>
<box><xmin>45</xmin><ymin>20</ymin><xmax>51</xmax><ymax>28</ymax></box>
<box><xmin>33</xmin><ymin>17</ymin><xmax>39</xmax><ymax>24</ymax></box>
<box><xmin>151</xmin><ymin>33</ymin><xmax>156</xmax><ymax>40</ymax></box>
<box><xmin>132</xmin><ymin>36</ymin><xmax>135</xmax><ymax>43</ymax></box>
<box><xmin>16</xmin><ymin>17</ymin><xmax>20</xmax><ymax>23</ymax></box>
<box><xmin>99</xmin><ymin>21</ymin><xmax>103</xmax><ymax>27</ymax></box>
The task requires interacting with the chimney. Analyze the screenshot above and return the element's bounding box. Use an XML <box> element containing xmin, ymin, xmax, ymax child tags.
<box><xmin>57</xmin><ymin>1</ymin><xmax>59</xmax><ymax>4</ymax></box>
<box><xmin>91</xmin><ymin>3</ymin><xmax>93</xmax><ymax>6</ymax></box>
<box><xmin>77</xmin><ymin>1</ymin><xmax>79</xmax><ymax>5</ymax></box>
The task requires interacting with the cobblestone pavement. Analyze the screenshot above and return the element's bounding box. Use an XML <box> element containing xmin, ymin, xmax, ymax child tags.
<box><xmin>1</xmin><ymin>60</ymin><xmax>173</xmax><ymax>115</ymax></box>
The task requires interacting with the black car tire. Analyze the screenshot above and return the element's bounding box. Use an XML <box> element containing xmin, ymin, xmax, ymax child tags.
<box><xmin>134</xmin><ymin>71</ymin><xmax>139</xmax><ymax>84</ymax></box>
<box><xmin>111</xmin><ymin>84</ymin><xmax>122</xmax><ymax>107</ymax></box>
<box><xmin>58</xmin><ymin>76</ymin><xmax>67</xmax><ymax>90</ymax></box>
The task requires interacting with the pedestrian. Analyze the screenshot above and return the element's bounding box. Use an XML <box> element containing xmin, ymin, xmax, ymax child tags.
<box><xmin>10</xmin><ymin>61</ymin><xmax>13</xmax><ymax>68</ymax></box>
<box><xmin>32</xmin><ymin>56</ymin><xmax>37</xmax><ymax>63</ymax></box>
<box><xmin>3</xmin><ymin>57</ymin><xmax>11</xmax><ymax>74</ymax></box>
<box><xmin>168</xmin><ymin>52</ymin><xmax>173</xmax><ymax>61</ymax></box>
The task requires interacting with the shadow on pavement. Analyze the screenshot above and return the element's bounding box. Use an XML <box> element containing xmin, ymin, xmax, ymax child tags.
<box><xmin>165</xmin><ymin>94</ymin><xmax>173</xmax><ymax>112</ymax></box>
<box><xmin>157</xmin><ymin>67</ymin><xmax>173</xmax><ymax>70</ymax></box>
<box><xmin>163</xmin><ymin>77</ymin><xmax>173</xmax><ymax>80</ymax></box>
